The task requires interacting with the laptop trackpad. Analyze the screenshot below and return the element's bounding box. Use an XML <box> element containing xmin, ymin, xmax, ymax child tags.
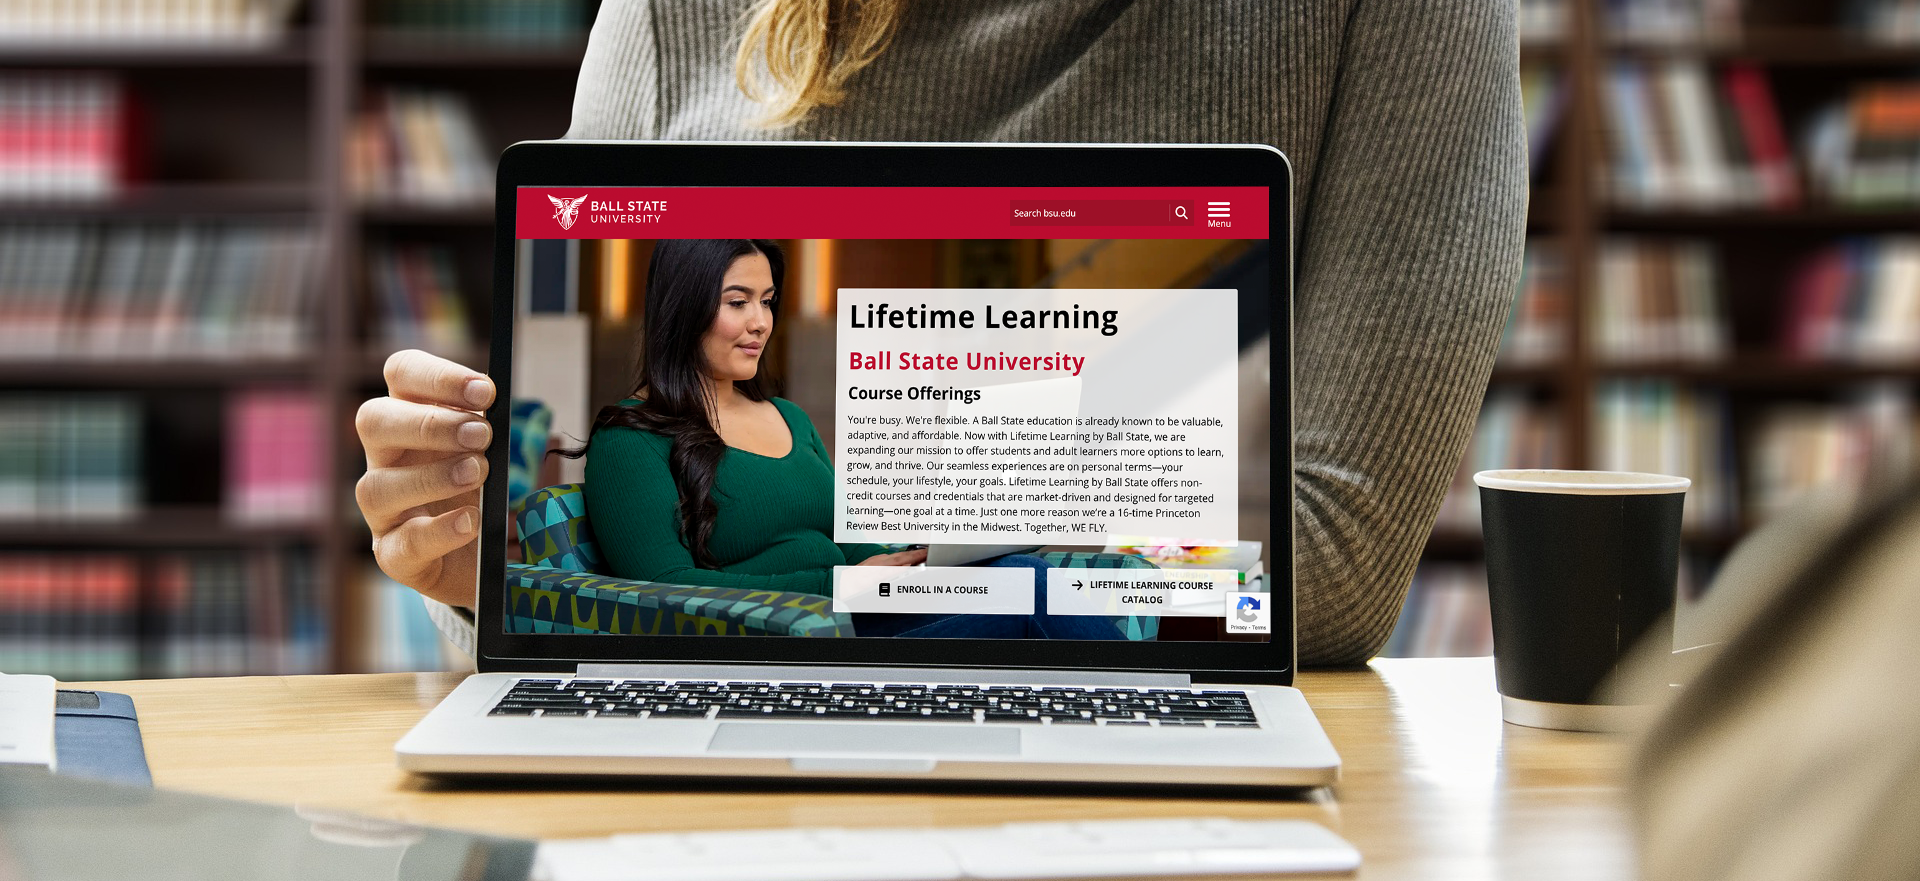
<box><xmin>708</xmin><ymin>723</ymin><xmax>1020</xmax><ymax>757</ymax></box>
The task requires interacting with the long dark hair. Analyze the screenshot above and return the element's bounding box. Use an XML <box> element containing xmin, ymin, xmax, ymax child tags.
<box><xmin>558</xmin><ymin>239</ymin><xmax>784</xmax><ymax>568</ymax></box>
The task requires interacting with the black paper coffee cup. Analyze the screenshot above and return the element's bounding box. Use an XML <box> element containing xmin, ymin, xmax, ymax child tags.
<box><xmin>1474</xmin><ymin>469</ymin><xmax>1688</xmax><ymax>732</ymax></box>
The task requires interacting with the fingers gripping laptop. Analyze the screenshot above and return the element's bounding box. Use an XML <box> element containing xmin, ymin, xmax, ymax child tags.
<box><xmin>395</xmin><ymin>143</ymin><xmax>1338</xmax><ymax>788</ymax></box>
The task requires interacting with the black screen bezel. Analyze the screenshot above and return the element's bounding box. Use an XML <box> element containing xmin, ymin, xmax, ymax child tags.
<box><xmin>478</xmin><ymin>142</ymin><xmax>1294</xmax><ymax>684</ymax></box>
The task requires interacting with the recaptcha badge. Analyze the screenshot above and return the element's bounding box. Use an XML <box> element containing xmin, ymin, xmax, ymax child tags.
<box><xmin>1225</xmin><ymin>592</ymin><xmax>1272</xmax><ymax>635</ymax></box>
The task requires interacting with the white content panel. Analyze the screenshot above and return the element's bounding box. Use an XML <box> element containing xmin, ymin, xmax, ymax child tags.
<box><xmin>834</xmin><ymin>289</ymin><xmax>1238</xmax><ymax>548</ymax></box>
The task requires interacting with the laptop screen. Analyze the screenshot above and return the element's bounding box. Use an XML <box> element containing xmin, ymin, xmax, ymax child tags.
<box><xmin>502</xmin><ymin>183</ymin><xmax>1277</xmax><ymax>647</ymax></box>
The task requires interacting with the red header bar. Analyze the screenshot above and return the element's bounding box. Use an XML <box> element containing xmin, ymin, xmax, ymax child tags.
<box><xmin>517</xmin><ymin>186</ymin><xmax>1268</xmax><ymax>240</ymax></box>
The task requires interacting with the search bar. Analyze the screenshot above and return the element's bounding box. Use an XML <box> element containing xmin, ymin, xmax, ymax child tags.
<box><xmin>1008</xmin><ymin>200</ymin><xmax>1195</xmax><ymax>226</ymax></box>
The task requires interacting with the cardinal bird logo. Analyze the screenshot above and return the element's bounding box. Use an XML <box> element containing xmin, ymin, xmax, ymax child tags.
<box><xmin>548</xmin><ymin>194</ymin><xmax>587</xmax><ymax>231</ymax></box>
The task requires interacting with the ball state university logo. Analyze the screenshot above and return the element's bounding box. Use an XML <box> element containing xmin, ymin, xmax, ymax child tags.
<box><xmin>548</xmin><ymin>194</ymin><xmax>587</xmax><ymax>231</ymax></box>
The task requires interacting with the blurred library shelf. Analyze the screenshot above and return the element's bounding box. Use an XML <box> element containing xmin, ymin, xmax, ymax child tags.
<box><xmin>0</xmin><ymin>509</ymin><xmax>324</xmax><ymax>547</ymax></box>
<box><xmin>0</xmin><ymin>38</ymin><xmax>318</xmax><ymax>67</ymax></box>
<box><xmin>361</xmin><ymin>32</ymin><xmax>587</xmax><ymax>68</ymax></box>
<box><xmin>1395</xmin><ymin>0</ymin><xmax>1920</xmax><ymax>658</ymax></box>
<box><xmin>0</xmin><ymin>0</ymin><xmax>594</xmax><ymax>678</ymax></box>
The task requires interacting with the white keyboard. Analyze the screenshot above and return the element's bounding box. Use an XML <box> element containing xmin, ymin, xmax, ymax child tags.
<box><xmin>535</xmin><ymin>817</ymin><xmax>1360</xmax><ymax>880</ymax></box>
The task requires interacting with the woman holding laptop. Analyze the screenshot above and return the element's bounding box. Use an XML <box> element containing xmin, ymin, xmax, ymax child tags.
<box><xmin>353</xmin><ymin>0</ymin><xmax>1527</xmax><ymax>664</ymax></box>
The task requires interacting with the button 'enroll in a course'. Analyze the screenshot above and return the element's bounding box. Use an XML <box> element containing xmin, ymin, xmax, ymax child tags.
<box><xmin>1007</xmin><ymin>199</ymin><xmax>1194</xmax><ymax>226</ymax></box>
<box><xmin>832</xmin><ymin>566</ymin><xmax>1037</xmax><ymax>615</ymax></box>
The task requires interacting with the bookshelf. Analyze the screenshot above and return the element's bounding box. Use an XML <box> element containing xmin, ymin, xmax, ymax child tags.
<box><xmin>0</xmin><ymin>0</ymin><xmax>595</xmax><ymax>677</ymax></box>
<box><xmin>1394</xmin><ymin>0</ymin><xmax>1920</xmax><ymax>656</ymax></box>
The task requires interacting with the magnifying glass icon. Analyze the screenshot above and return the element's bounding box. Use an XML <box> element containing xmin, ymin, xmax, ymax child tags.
<box><xmin>1174</xmin><ymin>205</ymin><xmax>1189</xmax><ymax>220</ymax></box>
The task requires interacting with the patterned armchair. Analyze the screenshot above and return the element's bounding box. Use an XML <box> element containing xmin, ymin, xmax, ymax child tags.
<box><xmin>504</xmin><ymin>484</ymin><xmax>1161</xmax><ymax>640</ymax></box>
<box><xmin>505</xmin><ymin>399</ymin><xmax>555</xmax><ymax>510</ymax></box>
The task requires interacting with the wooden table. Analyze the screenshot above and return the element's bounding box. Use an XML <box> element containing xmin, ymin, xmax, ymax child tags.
<box><xmin>75</xmin><ymin>657</ymin><xmax>1634</xmax><ymax>879</ymax></box>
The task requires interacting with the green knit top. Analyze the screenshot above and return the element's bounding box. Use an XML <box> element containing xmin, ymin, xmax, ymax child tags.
<box><xmin>582</xmin><ymin>398</ymin><xmax>888</xmax><ymax>596</ymax></box>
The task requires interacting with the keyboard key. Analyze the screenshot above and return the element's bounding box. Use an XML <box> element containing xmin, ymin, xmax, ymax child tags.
<box><xmin>646</xmin><ymin>706</ymin><xmax>713</xmax><ymax>719</ymax></box>
<box><xmin>716</xmin><ymin>707</ymin><xmax>780</xmax><ymax>719</ymax></box>
<box><xmin>982</xmin><ymin>711</ymin><xmax>1043</xmax><ymax>724</ymax></box>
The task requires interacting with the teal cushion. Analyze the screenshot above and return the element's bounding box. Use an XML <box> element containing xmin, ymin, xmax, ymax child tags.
<box><xmin>515</xmin><ymin>483</ymin><xmax>606</xmax><ymax>574</ymax></box>
<box><xmin>506</xmin><ymin>399</ymin><xmax>553</xmax><ymax>510</ymax></box>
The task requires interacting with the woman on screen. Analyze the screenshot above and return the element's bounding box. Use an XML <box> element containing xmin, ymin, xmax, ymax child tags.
<box><xmin>559</xmin><ymin>238</ymin><xmax>1116</xmax><ymax>639</ymax></box>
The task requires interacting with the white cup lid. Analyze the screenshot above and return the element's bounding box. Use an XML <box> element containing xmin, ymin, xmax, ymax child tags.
<box><xmin>1472</xmin><ymin>469</ymin><xmax>1690</xmax><ymax>495</ymax></box>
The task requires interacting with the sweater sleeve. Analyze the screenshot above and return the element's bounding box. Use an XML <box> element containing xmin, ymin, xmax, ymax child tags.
<box><xmin>1290</xmin><ymin>1</ymin><xmax>1528</xmax><ymax>665</ymax></box>
<box><xmin>585</xmin><ymin>426</ymin><xmax>837</xmax><ymax>596</ymax></box>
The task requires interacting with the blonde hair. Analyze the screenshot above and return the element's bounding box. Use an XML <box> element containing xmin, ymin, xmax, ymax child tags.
<box><xmin>734</xmin><ymin>0</ymin><xmax>905</xmax><ymax>128</ymax></box>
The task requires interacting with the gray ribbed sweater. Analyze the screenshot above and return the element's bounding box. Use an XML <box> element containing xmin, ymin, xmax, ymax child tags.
<box><xmin>476</xmin><ymin>0</ymin><xmax>1525</xmax><ymax>666</ymax></box>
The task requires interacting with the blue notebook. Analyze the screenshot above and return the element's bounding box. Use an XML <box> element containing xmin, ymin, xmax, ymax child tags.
<box><xmin>54</xmin><ymin>690</ymin><xmax>151</xmax><ymax>787</ymax></box>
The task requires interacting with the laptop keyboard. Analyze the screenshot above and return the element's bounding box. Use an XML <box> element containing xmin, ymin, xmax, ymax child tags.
<box><xmin>488</xmin><ymin>679</ymin><xmax>1261</xmax><ymax>728</ymax></box>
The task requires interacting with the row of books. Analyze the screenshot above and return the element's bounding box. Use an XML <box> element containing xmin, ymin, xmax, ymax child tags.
<box><xmin>1787</xmin><ymin>237</ymin><xmax>1920</xmax><ymax>361</ymax></box>
<box><xmin>226</xmin><ymin>389</ymin><xmax>325</xmax><ymax>526</ymax></box>
<box><xmin>1521</xmin><ymin>0</ymin><xmax>1920</xmax><ymax>44</ymax></box>
<box><xmin>1846</xmin><ymin>0</ymin><xmax>1920</xmax><ymax>44</ymax></box>
<box><xmin>1519</xmin><ymin>0</ymin><xmax>1568</xmax><ymax>44</ymax></box>
<box><xmin>1434</xmin><ymin>393</ymin><xmax>1564</xmax><ymax>534</ymax></box>
<box><xmin>0</xmin><ymin>548</ymin><xmax>327</xmax><ymax>681</ymax></box>
<box><xmin>366</xmin><ymin>566</ymin><xmax>458</xmax><ymax>672</ymax></box>
<box><xmin>0</xmin><ymin>391</ymin><xmax>326</xmax><ymax>526</ymax></box>
<box><xmin>1602</xmin><ymin>0</ymin><xmax>1743</xmax><ymax>45</ymax></box>
<box><xmin>0</xmin><ymin>553</ymin><xmax>137</xmax><ymax>679</ymax></box>
<box><xmin>367</xmin><ymin>241</ymin><xmax>475</xmax><ymax>353</ymax></box>
<box><xmin>0</xmin><ymin>0</ymin><xmax>299</xmax><ymax>45</ymax></box>
<box><xmin>0</xmin><ymin>222</ymin><xmax>321</xmax><ymax>361</ymax></box>
<box><xmin>1594</xmin><ymin>239</ymin><xmax>1729</xmax><ymax>363</ymax></box>
<box><xmin>1500</xmin><ymin>238</ymin><xmax>1725</xmax><ymax>367</ymax></box>
<box><xmin>368</xmin><ymin>0</ymin><xmax>590</xmax><ymax>42</ymax></box>
<box><xmin>0</xmin><ymin>74</ymin><xmax>132</xmax><ymax>200</ymax></box>
<box><xmin>149</xmin><ymin>547</ymin><xmax>328</xmax><ymax>678</ymax></box>
<box><xmin>1501</xmin><ymin>242</ymin><xmax>1567</xmax><ymax>367</ymax></box>
<box><xmin>1747</xmin><ymin>385</ymin><xmax>1915</xmax><ymax>522</ymax></box>
<box><xmin>1502</xmin><ymin>235</ymin><xmax>1920</xmax><ymax>368</ymax></box>
<box><xmin>1437</xmin><ymin>383</ymin><xmax>1920</xmax><ymax>535</ymax></box>
<box><xmin>1518</xmin><ymin>0</ymin><xmax>1742</xmax><ymax>45</ymax></box>
<box><xmin>348</xmin><ymin>87</ymin><xmax>493</xmax><ymax>207</ymax></box>
<box><xmin>1521</xmin><ymin>64</ymin><xmax>1567</xmax><ymax>180</ymax></box>
<box><xmin>0</xmin><ymin>396</ymin><xmax>140</xmax><ymax>522</ymax></box>
<box><xmin>1804</xmin><ymin>81</ymin><xmax>1920</xmax><ymax>208</ymax></box>
<box><xmin>1593</xmin><ymin>381</ymin><xmax>1738</xmax><ymax>529</ymax></box>
<box><xmin>1379</xmin><ymin>564</ymin><xmax>1493</xmax><ymax>659</ymax></box>
<box><xmin>1603</xmin><ymin>60</ymin><xmax>1798</xmax><ymax>209</ymax></box>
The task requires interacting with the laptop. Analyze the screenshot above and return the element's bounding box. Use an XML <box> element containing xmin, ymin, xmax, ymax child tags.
<box><xmin>396</xmin><ymin>142</ymin><xmax>1338</xmax><ymax>788</ymax></box>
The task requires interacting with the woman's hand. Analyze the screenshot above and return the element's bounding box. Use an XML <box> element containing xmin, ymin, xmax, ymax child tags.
<box><xmin>355</xmin><ymin>350</ymin><xmax>495</xmax><ymax>608</ymax></box>
<box><xmin>857</xmin><ymin>548</ymin><xmax>927</xmax><ymax>566</ymax></box>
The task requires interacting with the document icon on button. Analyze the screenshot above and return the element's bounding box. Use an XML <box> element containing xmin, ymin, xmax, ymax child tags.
<box><xmin>878</xmin><ymin>583</ymin><xmax>891</xmax><ymax>597</ymax></box>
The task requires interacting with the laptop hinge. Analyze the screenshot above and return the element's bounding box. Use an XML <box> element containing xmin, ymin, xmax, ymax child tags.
<box><xmin>575</xmin><ymin>663</ymin><xmax>1191</xmax><ymax>688</ymax></box>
